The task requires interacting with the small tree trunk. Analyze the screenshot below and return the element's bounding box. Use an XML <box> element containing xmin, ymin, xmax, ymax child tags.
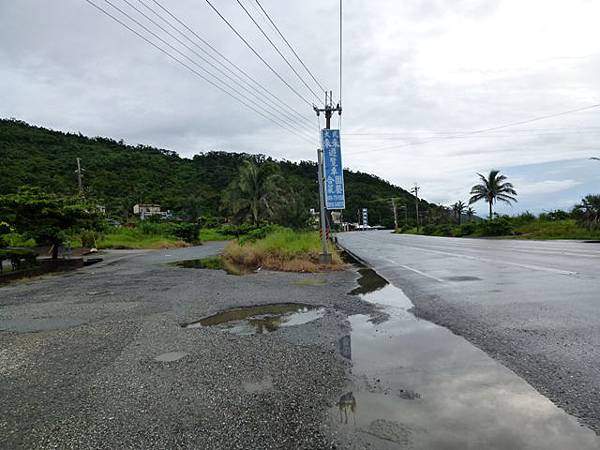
<box><xmin>489</xmin><ymin>202</ymin><xmax>493</xmax><ymax>220</ymax></box>
<box><xmin>52</xmin><ymin>243</ymin><xmax>59</xmax><ymax>260</ymax></box>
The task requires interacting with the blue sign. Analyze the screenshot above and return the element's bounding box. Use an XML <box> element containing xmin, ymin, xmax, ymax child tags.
<box><xmin>321</xmin><ymin>129</ymin><xmax>345</xmax><ymax>209</ymax></box>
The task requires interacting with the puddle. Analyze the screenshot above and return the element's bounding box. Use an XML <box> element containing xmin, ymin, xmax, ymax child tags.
<box><xmin>171</xmin><ymin>256</ymin><xmax>252</xmax><ymax>275</ymax></box>
<box><xmin>183</xmin><ymin>303</ymin><xmax>325</xmax><ymax>335</ymax></box>
<box><xmin>333</xmin><ymin>276</ymin><xmax>600</xmax><ymax>449</ymax></box>
<box><xmin>349</xmin><ymin>268</ymin><xmax>389</xmax><ymax>295</ymax></box>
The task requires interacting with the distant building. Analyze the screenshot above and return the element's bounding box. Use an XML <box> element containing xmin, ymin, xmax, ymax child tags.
<box><xmin>133</xmin><ymin>204</ymin><xmax>169</xmax><ymax>220</ymax></box>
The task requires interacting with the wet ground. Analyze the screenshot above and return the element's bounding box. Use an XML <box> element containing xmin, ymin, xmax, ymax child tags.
<box><xmin>332</xmin><ymin>270</ymin><xmax>600</xmax><ymax>449</ymax></box>
<box><xmin>184</xmin><ymin>303</ymin><xmax>326</xmax><ymax>335</ymax></box>
<box><xmin>3</xmin><ymin>241</ymin><xmax>600</xmax><ymax>448</ymax></box>
<box><xmin>0</xmin><ymin>244</ymin><xmax>378</xmax><ymax>449</ymax></box>
<box><xmin>338</xmin><ymin>231</ymin><xmax>600</xmax><ymax>438</ymax></box>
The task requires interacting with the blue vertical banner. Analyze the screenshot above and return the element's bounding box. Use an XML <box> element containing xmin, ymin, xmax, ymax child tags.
<box><xmin>321</xmin><ymin>129</ymin><xmax>346</xmax><ymax>210</ymax></box>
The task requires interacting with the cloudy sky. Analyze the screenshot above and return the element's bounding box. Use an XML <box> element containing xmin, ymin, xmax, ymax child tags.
<box><xmin>1</xmin><ymin>0</ymin><xmax>599</xmax><ymax>215</ymax></box>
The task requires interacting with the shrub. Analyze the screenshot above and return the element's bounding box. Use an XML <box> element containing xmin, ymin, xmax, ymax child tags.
<box><xmin>422</xmin><ymin>224</ymin><xmax>436</xmax><ymax>235</ymax></box>
<box><xmin>173</xmin><ymin>222</ymin><xmax>201</xmax><ymax>244</ymax></box>
<box><xmin>454</xmin><ymin>222</ymin><xmax>477</xmax><ymax>237</ymax></box>
<box><xmin>434</xmin><ymin>224</ymin><xmax>453</xmax><ymax>236</ymax></box>
<box><xmin>80</xmin><ymin>230</ymin><xmax>100</xmax><ymax>248</ymax></box>
<box><xmin>478</xmin><ymin>217</ymin><xmax>514</xmax><ymax>236</ymax></box>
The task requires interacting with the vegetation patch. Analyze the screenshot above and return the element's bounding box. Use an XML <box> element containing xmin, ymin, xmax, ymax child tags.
<box><xmin>223</xmin><ymin>228</ymin><xmax>343</xmax><ymax>273</ymax></box>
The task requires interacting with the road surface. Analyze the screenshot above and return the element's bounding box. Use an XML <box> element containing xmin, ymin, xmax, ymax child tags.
<box><xmin>338</xmin><ymin>231</ymin><xmax>600</xmax><ymax>434</ymax></box>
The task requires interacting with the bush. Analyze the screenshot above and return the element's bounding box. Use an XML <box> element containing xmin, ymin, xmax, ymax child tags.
<box><xmin>434</xmin><ymin>224</ymin><xmax>453</xmax><ymax>236</ymax></box>
<box><xmin>80</xmin><ymin>230</ymin><xmax>100</xmax><ymax>248</ymax></box>
<box><xmin>173</xmin><ymin>222</ymin><xmax>201</xmax><ymax>244</ymax></box>
<box><xmin>539</xmin><ymin>209</ymin><xmax>571</xmax><ymax>222</ymax></box>
<box><xmin>453</xmin><ymin>222</ymin><xmax>474</xmax><ymax>237</ymax></box>
<box><xmin>478</xmin><ymin>217</ymin><xmax>514</xmax><ymax>236</ymax></box>
<box><xmin>422</xmin><ymin>224</ymin><xmax>436</xmax><ymax>235</ymax></box>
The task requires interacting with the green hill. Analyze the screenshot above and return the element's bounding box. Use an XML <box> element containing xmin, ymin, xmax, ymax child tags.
<box><xmin>0</xmin><ymin>118</ymin><xmax>432</xmax><ymax>227</ymax></box>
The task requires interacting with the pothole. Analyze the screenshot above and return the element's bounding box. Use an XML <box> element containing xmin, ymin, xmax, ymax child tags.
<box><xmin>170</xmin><ymin>256</ymin><xmax>253</xmax><ymax>275</ymax></box>
<box><xmin>183</xmin><ymin>303</ymin><xmax>325</xmax><ymax>335</ymax></box>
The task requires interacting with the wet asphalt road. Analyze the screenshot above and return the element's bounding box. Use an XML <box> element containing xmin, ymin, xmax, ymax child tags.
<box><xmin>0</xmin><ymin>243</ymin><xmax>381</xmax><ymax>450</ymax></box>
<box><xmin>338</xmin><ymin>231</ymin><xmax>600</xmax><ymax>434</ymax></box>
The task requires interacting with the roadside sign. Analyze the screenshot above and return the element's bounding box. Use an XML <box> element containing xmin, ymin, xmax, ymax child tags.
<box><xmin>362</xmin><ymin>208</ymin><xmax>368</xmax><ymax>228</ymax></box>
<box><xmin>321</xmin><ymin>129</ymin><xmax>345</xmax><ymax>210</ymax></box>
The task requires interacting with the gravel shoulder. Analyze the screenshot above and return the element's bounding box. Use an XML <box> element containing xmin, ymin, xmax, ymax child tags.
<box><xmin>0</xmin><ymin>243</ymin><xmax>379</xmax><ymax>450</ymax></box>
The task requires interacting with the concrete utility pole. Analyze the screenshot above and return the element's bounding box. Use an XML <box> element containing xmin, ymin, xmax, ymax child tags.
<box><xmin>391</xmin><ymin>198</ymin><xmax>398</xmax><ymax>230</ymax></box>
<box><xmin>411</xmin><ymin>184</ymin><xmax>420</xmax><ymax>231</ymax></box>
<box><xmin>75</xmin><ymin>158</ymin><xmax>84</xmax><ymax>197</ymax></box>
<box><xmin>314</xmin><ymin>91</ymin><xmax>342</xmax><ymax>264</ymax></box>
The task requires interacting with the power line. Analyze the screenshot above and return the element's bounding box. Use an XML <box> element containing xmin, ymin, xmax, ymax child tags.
<box><xmin>127</xmin><ymin>0</ymin><xmax>313</xmax><ymax>130</ymax></box>
<box><xmin>204</xmin><ymin>0</ymin><xmax>318</xmax><ymax>108</ymax></box>
<box><xmin>234</xmin><ymin>0</ymin><xmax>322</xmax><ymax>103</ymax></box>
<box><xmin>84</xmin><ymin>0</ymin><xmax>314</xmax><ymax>144</ymax></box>
<box><xmin>347</xmin><ymin>103</ymin><xmax>600</xmax><ymax>155</ymax></box>
<box><xmin>253</xmin><ymin>0</ymin><xmax>326</xmax><ymax>93</ymax></box>
<box><xmin>102</xmin><ymin>0</ymin><xmax>314</xmax><ymax>141</ymax></box>
<box><xmin>141</xmin><ymin>0</ymin><xmax>314</xmax><ymax>127</ymax></box>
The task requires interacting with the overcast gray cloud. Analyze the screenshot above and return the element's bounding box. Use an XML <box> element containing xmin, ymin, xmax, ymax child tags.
<box><xmin>1</xmin><ymin>0</ymin><xmax>599</xmax><ymax>216</ymax></box>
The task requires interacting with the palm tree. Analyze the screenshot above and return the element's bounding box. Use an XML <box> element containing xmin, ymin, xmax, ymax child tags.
<box><xmin>466</xmin><ymin>207</ymin><xmax>475</xmax><ymax>222</ymax></box>
<box><xmin>223</xmin><ymin>160</ymin><xmax>284</xmax><ymax>225</ymax></box>
<box><xmin>574</xmin><ymin>195</ymin><xmax>600</xmax><ymax>230</ymax></box>
<box><xmin>452</xmin><ymin>201</ymin><xmax>467</xmax><ymax>224</ymax></box>
<box><xmin>469</xmin><ymin>170</ymin><xmax>517</xmax><ymax>219</ymax></box>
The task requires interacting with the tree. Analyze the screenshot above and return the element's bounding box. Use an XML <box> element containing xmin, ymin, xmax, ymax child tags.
<box><xmin>0</xmin><ymin>187</ymin><xmax>105</xmax><ymax>259</ymax></box>
<box><xmin>223</xmin><ymin>160</ymin><xmax>284</xmax><ymax>225</ymax></box>
<box><xmin>574</xmin><ymin>195</ymin><xmax>600</xmax><ymax>230</ymax></box>
<box><xmin>452</xmin><ymin>201</ymin><xmax>467</xmax><ymax>225</ymax></box>
<box><xmin>466</xmin><ymin>207</ymin><xmax>475</xmax><ymax>222</ymax></box>
<box><xmin>0</xmin><ymin>221</ymin><xmax>11</xmax><ymax>248</ymax></box>
<box><xmin>469</xmin><ymin>170</ymin><xmax>517</xmax><ymax>219</ymax></box>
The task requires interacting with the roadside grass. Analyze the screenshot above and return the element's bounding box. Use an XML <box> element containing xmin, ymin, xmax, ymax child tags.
<box><xmin>199</xmin><ymin>228</ymin><xmax>231</xmax><ymax>241</ymax></box>
<box><xmin>223</xmin><ymin>228</ymin><xmax>343</xmax><ymax>272</ymax></box>
<box><xmin>97</xmin><ymin>228</ymin><xmax>187</xmax><ymax>249</ymax></box>
<box><xmin>396</xmin><ymin>219</ymin><xmax>600</xmax><ymax>240</ymax></box>
<box><xmin>514</xmin><ymin>219</ymin><xmax>600</xmax><ymax>240</ymax></box>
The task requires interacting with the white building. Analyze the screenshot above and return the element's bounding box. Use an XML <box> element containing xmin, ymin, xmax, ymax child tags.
<box><xmin>133</xmin><ymin>204</ymin><xmax>168</xmax><ymax>220</ymax></box>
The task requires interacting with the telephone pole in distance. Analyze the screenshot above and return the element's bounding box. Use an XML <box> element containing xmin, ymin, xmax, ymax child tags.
<box><xmin>411</xmin><ymin>184</ymin><xmax>420</xmax><ymax>231</ymax></box>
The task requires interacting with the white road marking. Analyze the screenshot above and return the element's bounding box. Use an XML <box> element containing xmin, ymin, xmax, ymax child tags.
<box><xmin>401</xmin><ymin>245</ymin><xmax>577</xmax><ymax>276</ymax></box>
<box><xmin>382</xmin><ymin>258</ymin><xmax>445</xmax><ymax>283</ymax></box>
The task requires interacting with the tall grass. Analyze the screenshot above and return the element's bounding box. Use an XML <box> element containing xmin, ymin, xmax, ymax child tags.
<box><xmin>97</xmin><ymin>225</ymin><xmax>187</xmax><ymax>249</ymax></box>
<box><xmin>514</xmin><ymin>219</ymin><xmax>600</xmax><ymax>240</ymax></box>
<box><xmin>224</xmin><ymin>228</ymin><xmax>342</xmax><ymax>272</ymax></box>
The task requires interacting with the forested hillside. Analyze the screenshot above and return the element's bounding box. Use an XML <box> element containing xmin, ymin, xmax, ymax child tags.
<box><xmin>0</xmin><ymin>118</ymin><xmax>432</xmax><ymax>227</ymax></box>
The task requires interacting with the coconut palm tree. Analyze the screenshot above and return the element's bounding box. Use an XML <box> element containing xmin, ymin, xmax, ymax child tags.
<box><xmin>223</xmin><ymin>160</ymin><xmax>284</xmax><ymax>225</ymax></box>
<box><xmin>466</xmin><ymin>207</ymin><xmax>475</xmax><ymax>222</ymax></box>
<box><xmin>452</xmin><ymin>201</ymin><xmax>467</xmax><ymax>224</ymax></box>
<box><xmin>469</xmin><ymin>170</ymin><xmax>517</xmax><ymax>219</ymax></box>
<box><xmin>574</xmin><ymin>195</ymin><xmax>600</xmax><ymax>230</ymax></box>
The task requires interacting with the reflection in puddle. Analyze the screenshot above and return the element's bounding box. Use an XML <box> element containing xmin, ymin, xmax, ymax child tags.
<box><xmin>171</xmin><ymin>256</ymin><xmax>252</xmax><ymax>275</ymax></box>
<box><xmin>349</xmin><ymin>268</ymin><xmax>388</xmax><ymax>295</ymax></box>
<box><xmin>333</xmin><ymin>277</ymin><xmax>600</xmax><ymax>449</ymax></box>
<box><xmin>184</xmin><ymin>303</ymin><xmax>325</xmax><ymax>335</ymax></box>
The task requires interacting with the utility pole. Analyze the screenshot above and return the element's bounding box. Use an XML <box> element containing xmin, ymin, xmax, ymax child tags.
<box><xmin>411</xmin><ymin>184</ymin><xmax>420</xmax><ymax>231</ymax></box>
<box><xmin>75</xmin><ymin>157</ymin><xmax>84</xmax><ymax>197</ymax></box>
<box><xmin>391</xmin><ymin>198</ymin><xmax>398</xmax><ymax>231</ymax></box>
<box><xmin>314</xmin><ymin>91</ymin><xmax>342</xmax><ymax>264</ymax></box>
